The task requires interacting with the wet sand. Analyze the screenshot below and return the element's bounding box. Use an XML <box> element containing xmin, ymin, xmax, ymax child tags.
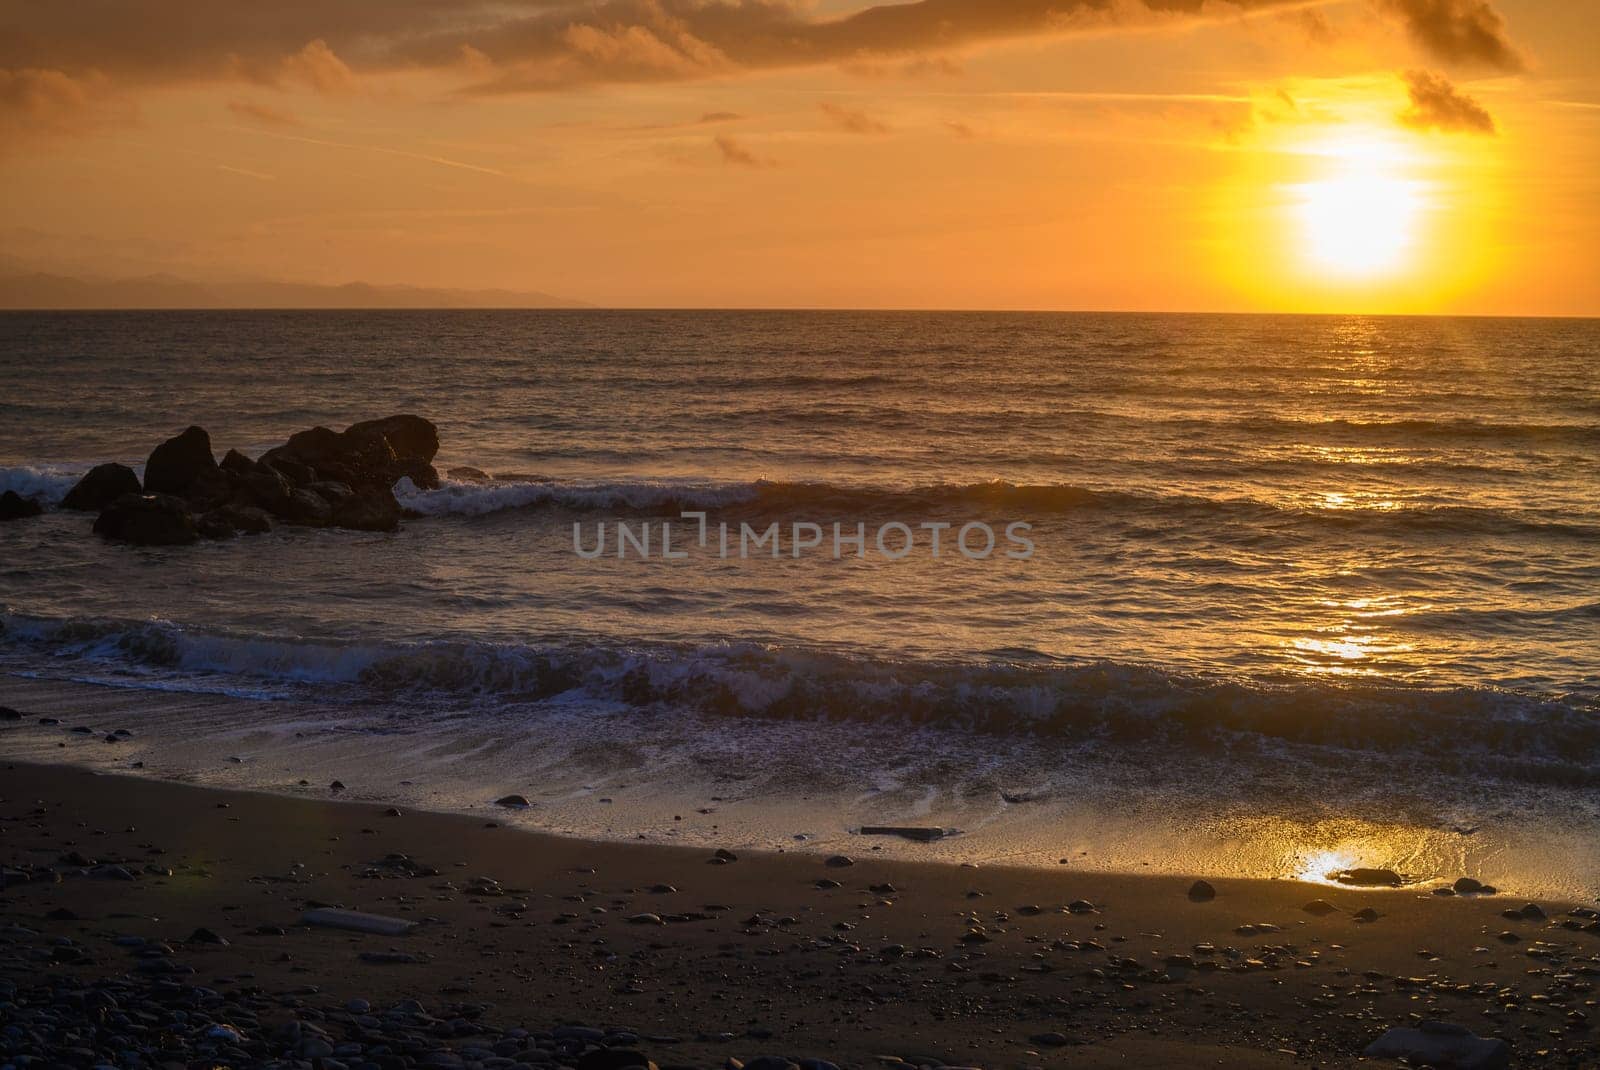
<box><xmin>4</xmin><ymin>761</ymin><xmax>1596</xmax><ymax>1068</ymax></box>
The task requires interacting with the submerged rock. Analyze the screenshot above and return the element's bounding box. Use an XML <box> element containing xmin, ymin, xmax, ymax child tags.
<box><xmin>0</xmin><ymin>490</ymin><xmax>43</xmax><ymax>520</ymax></box>
<box><xmin>93</xmin><ymin>493</ymin><xmax>198</xmax><ymax>546</ymax></box>
<box><xmin>281</xmin><ymin>488</ymin><xmax>333</xmax><ymax>527</ymax></box>
<box><xmin>61</xmin><ymin>462</ymin><xmax>141</xmax><ymax>511</ymax></box>
<box><xmin>331</xmin><ymin>486</ymin><xmax>401</xmax><ymax>532</ymax></box>
<box><xmin>1187</xmin><ymin>880</ymin><xmax>1216</xmax><ymax>901</ymax></box>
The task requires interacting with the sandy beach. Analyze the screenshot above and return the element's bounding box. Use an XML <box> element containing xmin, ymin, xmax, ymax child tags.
<box><xmin>4</xmin><ymin>759</ymin><xmax>1595</xmax><ymax>1068</ymax></box>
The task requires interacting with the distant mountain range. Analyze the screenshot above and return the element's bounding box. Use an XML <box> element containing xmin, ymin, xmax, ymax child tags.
<box><xmin>0</xmin><ymin>270</ymin><xmax>584</xmax><ymax>310</ymax></box>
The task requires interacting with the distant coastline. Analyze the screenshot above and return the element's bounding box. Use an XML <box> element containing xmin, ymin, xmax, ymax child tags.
<box><xmin>0</xmin><ymin>270</ymin><xmax>584</xmax><ymax>311</ymax></box>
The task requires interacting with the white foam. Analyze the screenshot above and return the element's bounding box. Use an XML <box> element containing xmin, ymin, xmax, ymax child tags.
<box><xmin>394</xmin><ymin>475</ymin><xmax>762</xmax><ymax>516</ymax></box>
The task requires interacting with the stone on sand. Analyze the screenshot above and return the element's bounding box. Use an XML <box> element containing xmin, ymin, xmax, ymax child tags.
<box><xmin>1333</xmin><ymin>867</ymin><xmax>1403</xmax><ymax>887</ymax></box>
<box><xmin>301</xmin><ymin>908</ymin><xmax>416</xmax><ymax>936</ymax></box>
<box><xmin>859</xmin><ymin>826</ymin><xmax>949</xmax><ymax>842</ymax></box>
<box><xmin>1363</xmin><ymin>1021</ymin><xmax>1510</xmax><ymax>1070</ymax></box>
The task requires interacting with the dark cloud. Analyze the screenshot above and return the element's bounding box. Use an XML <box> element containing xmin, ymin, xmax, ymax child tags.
<box><xmin>1397</xmin><ymin>68</ymin><xmax>1495</xmax><ymax>133</ymax></box>
<box><xmin>713</xmin><ymin>133</ymin><xmax>771</xmax><ymax>167</ymax></box>
<box><xmin>1374</xmin><ymin>0</ymin><xmax>1525</xmax><ymax>72</ymax></box>
<box><xmin>819</xmin><ymin>100</ymin><xmax>889</xmax><ymax>135</ymax></box>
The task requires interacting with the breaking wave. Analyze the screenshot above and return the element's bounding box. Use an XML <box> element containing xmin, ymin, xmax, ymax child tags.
<box><xmin>3</xmin><ymin>610</ymin><xmax>1596</xmax><ymax>784</ymax></box>
<box><xmin>394</xmin><ymin>475</ymin><xmax>1598</xmax><ymax>539</ymax></box>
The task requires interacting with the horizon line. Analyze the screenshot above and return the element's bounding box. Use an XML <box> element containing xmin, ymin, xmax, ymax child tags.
<box><xmin>1</xmin><ymin>306</ymin><xmax>1597</xmax><ymax>321</ymax></box>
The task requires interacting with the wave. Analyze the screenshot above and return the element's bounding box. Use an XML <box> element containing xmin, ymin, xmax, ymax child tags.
<box><xmin>395</xmin><ymin>475</ymin><xmax>1599</xmax><ymax>540</ymax></box>
<box><xmin>4</xmin><ymin>610</ymin><xmax>1597</xmax><ymax>784</ymax></box>
<box><xmin>0</xmin><ymin>464</ymin><xmax>89</xmax><ymax>505</ymax></box>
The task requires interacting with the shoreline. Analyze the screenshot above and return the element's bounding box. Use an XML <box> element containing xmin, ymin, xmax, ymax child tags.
<box><xmin>3</xmin><ymin>670</ymin><xmax>1598</xmax><ymax>904</ymax></box>
<box><xmin>4</xmin><ymin>759</ymin><xmax>1596</xmax><ymax>1068</ymax></box>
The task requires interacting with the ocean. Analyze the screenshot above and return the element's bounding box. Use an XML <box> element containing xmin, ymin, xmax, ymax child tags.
<box><xmin>2</xmin><ymin>310</ymin><xmax>1598</xmax><ymax>894</ymax></box>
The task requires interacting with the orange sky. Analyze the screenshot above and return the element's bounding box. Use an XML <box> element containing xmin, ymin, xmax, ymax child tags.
<box><xmin>2</xmin><ymin>0</ymin><xmax>1597</xmax><ymax>314</ymax></box>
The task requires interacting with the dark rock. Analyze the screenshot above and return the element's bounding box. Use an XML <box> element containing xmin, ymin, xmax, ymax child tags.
<box><xmin>264</xmin><ymin>456</ymin><xmax>318</xmax><ymax>486</ymax></box>
<box><xmin>388</xmin><ymin>458</ymin><xmax>441</xmax><ymax>490</ymax></box>
<box><xmin>1453</xmin><ymin>876</ymin><xmax>1485</xmax><ymax>894</ymax></box>
<box><xmin>61</xmin><ymin>462</ymin><xmax>142</xmax><ymax>510</ymax></box>
<box><xmin>242</xmin><ymin>466</ymin><xmax>293</xmax><ymax>509</ymax></box>
<box><xmin>282</xmin><ymin>488</ymin><xmax>333</xmax><ymax>527</ymax></box>
<box><xmin>0</xmin><ymin>705</ymin><xmax>21</xmax><ymax>720</ymax></box>
<box><xmin>219</xmin><ymin>449</ymin><xmax>258</xmax><ymax>476</ymax></box>
<box><xmin>186</xmin><ymin>466</ymin><xmax>233</xmax><ymax>508</ymax></box>
<box><xmin>1332</xmin><ymin>867</ymin><xmax>1403</xmax><ymax>887</ymax></box>
<box><xmin>494</xmin><ymin>795</ymin><xmax>532</xmax><ymax>808</ymax></box>
<box><xmin>346</xmin><ymin>415</ymin><xmax>439</xmax><ymax>465</ymax></box>
<box><xmin>0</xmin><ymin>490</ymin><xmax>43</xmax><ymax>520</ymax></box>
<box><xmin>194</xmin><ymin>510</ymin><xmax>237</xmax><ymax>540</ymax></box>
<box><xmin>332</xmin><ymin>486</ymin><xmax>401</xmax><ymax>532</ymax></box>
<box><xmin>576</xmin><ymin>1050</ymin><xmax>654</xmax><ymax>1070</ymax></box>
<box><xmin>282</xmin><ymin>426</ymin><xmax>346</xmax><ymax>464</ymax></box>
<box><xmin>825</xmin><ymin>855</ymin><xmax>854</xmax><ymax>868</ymax></box>
<box><xmin>214</xmin><ymin>503</ymin><xmax>272</xmax><ymax>534</ymax></box>
<box><xmin>93</xmin><ymin>493</ymin><xmax>199</xmax><ymax>546</ymax></box>
<box><xmin>1187</xmin><ymin>880</ymin><xmax>1216</xmax><ymax>901</ymax></box>
<box><xmin>187</xmin><ymin>927</ymin><xmax>228</xmax><ymax>945</ymax></box>
<box><xmin>143</xmin><ymin>426</ymin><xmax>218</xmax><ymax>496</ymax></box>
<box><xmin>1302</xmin><ymin>899</ymin><xmax>1339</xmax><ymax>916</ymax></box>
<box><xmin>308</xmin><ymin>479</ymin><xmax>354</xmax><ymax>503</ymax></box>
<box><xmin>859</xmin><ymin>826</ymin><xmax>948</xmax><ymax>842</ymax></box>
<box><xmin>1363</xmin><ymin>1021</ymin><xmax>1510</xmax><ymax>1070</ymax></box>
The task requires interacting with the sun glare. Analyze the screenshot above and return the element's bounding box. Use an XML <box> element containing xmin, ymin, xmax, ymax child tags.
<box><xmin>1292</xmin><ymin>138</ymin><xmax>1426</xmax><ymax>277</ymax></box>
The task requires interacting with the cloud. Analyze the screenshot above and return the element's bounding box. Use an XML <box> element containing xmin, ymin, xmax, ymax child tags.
<box><xmin>278</xmin><ymin>39</ymin><xmax>359</xmax><ymax>95</ymax></box>
<box><xmin>714</xmin><ymin>133</ymin><xmax>772</xmax><ymax>168</ymax></box>
<box><xmin>1374</xmin><ymin>0</ymin><xmax>1525</xmax><ymax>72</ymax></box>
<box><xmin>0</xmin><ymin>0</ymin><xmax>1301</xmax><ymax>105</ymax></box>
<box><xmin>1397</xmin><ymin>68</ymin><xmax>1495</xmax><ymax>133</ymax></box>
<box><xmin>0</xmin><ymin>67</ymin><xmax>121</xmax><ymax>146</ymax></box>
<box><xmin>819</xmin><ymin>101</ymin><xmax>890</xmax><ymax>135</ymax></box>
<box><xmin>227</xmin><ymin>99</ymin><xmax>304</xmax><ymax>128</ymax></box>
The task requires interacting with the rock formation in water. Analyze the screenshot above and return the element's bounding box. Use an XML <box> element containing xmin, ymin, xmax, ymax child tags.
<box><xmin>64</xmin><ymin>414</ymin><xmax>440</xmax><ymax>545</ymax></box>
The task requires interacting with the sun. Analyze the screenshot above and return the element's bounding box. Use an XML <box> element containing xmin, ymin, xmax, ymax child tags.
<box><xmin>1291</xmin><ymin>136</ymin><xmax>1427</xmax><ymax>277</ymax></box>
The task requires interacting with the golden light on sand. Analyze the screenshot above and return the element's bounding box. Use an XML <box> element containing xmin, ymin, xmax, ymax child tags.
<box><xmin>1291</xmin><ymin>136</ymin><xmax>1426</xmax><ymax>277</ymax></box>
<box><xmin>1293</xmin><ymin>848</ymin><xmax>1361</xmax><ymax>885</ymax></box>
